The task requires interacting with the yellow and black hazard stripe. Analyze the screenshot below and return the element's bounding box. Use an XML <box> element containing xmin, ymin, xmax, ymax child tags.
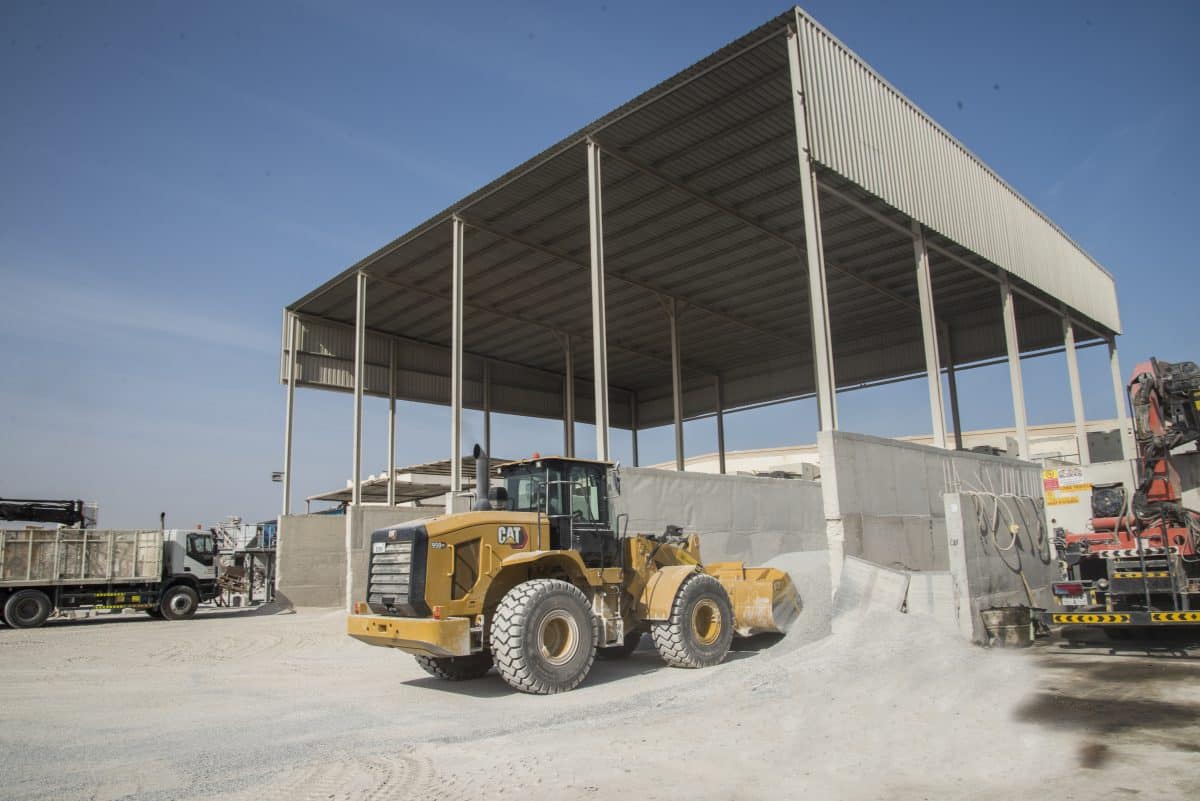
<box><xmin>1051</xmin><ymin>613</ymin><xmax>1132</xmax><ymax>624</ymax></box>
<box><xmin>1113</xmin><ymin>571</ymin><xmax>1169</xmax><ymax>579</ymax></box>
<box><xmin>1150</xmin><ymin>612</ymin><xmax>1200</xmax><ymax>623</ymax></box>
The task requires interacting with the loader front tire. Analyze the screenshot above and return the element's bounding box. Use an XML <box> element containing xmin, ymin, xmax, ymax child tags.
<box><xmin>491</xmin><ymin>579</ymin><xmax>597</xmax><ymax>694</ymax></box>
<box><xmin>414</xmin><ymin>653</ymin><xmax>493</xmax><ymax>681</ymax></box>
<box><xmin>651</xmin><ymin>573</ymin><xmax>734</xmax><ymax>668</ymax></box>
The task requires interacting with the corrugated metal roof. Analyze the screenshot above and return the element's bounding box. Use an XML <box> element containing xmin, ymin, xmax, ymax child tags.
<box><xmin>285</xmin><ymin>7</ymin><xmax>1119</xmax><ymax>431</ymax></box>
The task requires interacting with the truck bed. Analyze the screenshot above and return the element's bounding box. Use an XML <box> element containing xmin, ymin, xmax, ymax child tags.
<box><xmin>0</xmin><ymin>529</ymin><xmax>162</xmax><ymax>587</ymax></box>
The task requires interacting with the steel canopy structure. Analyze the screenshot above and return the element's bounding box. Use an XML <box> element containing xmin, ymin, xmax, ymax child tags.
<box><xmin>280</xmin><ymin>7</ymin><xmax>1130</xmax><ymax>514</ymax></box>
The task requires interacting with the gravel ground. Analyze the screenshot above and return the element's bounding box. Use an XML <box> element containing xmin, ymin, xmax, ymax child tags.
<box><xmin>1</xmin><ymin>556</ymin><xmax>1197</xmax><ymax>801</ymax></box>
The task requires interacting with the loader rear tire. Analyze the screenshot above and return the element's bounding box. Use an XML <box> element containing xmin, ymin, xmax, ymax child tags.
<box><xmin>414</xmin><ymin>653</ymin><xmax>493</xmax><ymax>681</ymax></box>
<box><xmin>597</xmin><ymin>629</ymin><xmax>642</xmax><ymax>659</ymax></box>
<box><xmin>491</xmin><ymin>579</ymin><xmax>597</xmax><ymax>694</ymax></box>
<box><xmin>651</xmin><ymin>573</ymin><xmax>734</xmax><ymax>668</ymax></box>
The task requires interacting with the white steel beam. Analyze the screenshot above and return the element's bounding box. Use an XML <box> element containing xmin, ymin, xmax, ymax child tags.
<box><xmin>351</xmin><ymin>272</ymin><xmax>367</xmax><ymax>505</ymax></box>
<box><xmin>281</xmin><ymin>313</ymin><xmax>298</xmax><ymax>516</ymax></box>
<box><xmin>1109</xmin><ymin>339</ymin><xmax>1135</xmax><ymax>460</ymax></box>
<box><xmin>449</xmin><ymin>217</ymin><xmax>465</xmax><ymax>492</ymax></box>
<box><xmin>1000</xmin><ymin>276</ymin><xmax>1029</xmax><ymax>460</ymax></box>
<box><xmin>787</xmin><ymin>25</ymin><xmax>837</xmax><ymax>431</ymax></box>
<box><xmin>668</xmin><ymin>298</ymin><xmax>685</xmax><ymax>471</ymax></box>
<box><xmin>1062</xmin><ymin>317</ymin><xmax>1091</xmax><ymax>465</ymax></box>
<box><xmin>483</xmin><ymin>361</ymin><xmax>492</xmax><ymax>457</ymax></box>
<box><xmin>587</xmin><ymin>140</ymin><xmax>611</xmax><ymax>461</ymax></box>
<box><xmin>631</xmin><ymin>391</ymin><xmax>640</xmax><ymax>467</ymax></box>
<box><xmin>387</xmin><ymin>340</ymin><xmax>397</xmax><ymax>505</ymax></box>
<box><xmin>715</xmin><ymin>375</ymin><xmax>726</xmax><ymax>475</ymax></box>
<box><xmin>563</xmin><ymin>335</ymin><xmax>575</xmax><ymax>457</ymax></box>
<box><xmin>913</xmin><ymin>222</ymin><xmax>947</xmax><ymax>448</ymax></box>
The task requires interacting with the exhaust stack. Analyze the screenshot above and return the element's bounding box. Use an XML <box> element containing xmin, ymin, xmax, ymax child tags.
<box><xmin>472</xmin><ymin>444</ymin><xmax>491</xmax><ymax>511</ymax></box>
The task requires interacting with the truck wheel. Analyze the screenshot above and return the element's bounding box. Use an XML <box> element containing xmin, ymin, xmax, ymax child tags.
<box><xmin>491</xmin><ymin>579</ymin><xmax>597</xmax><ymax>694</ymax></box>
<box><xmin>145</xmin><ymin>608</ymin><xmax>164</xmax><ymax>619</ymax></box>
<box><xmin>4</xmin><ymin>589</ymin><xmax>52</xmax><ymax>629</ymax></box>
<box><xmin>651</xmin><ymin>573</ymin><xmax>734</xmax><ymax>668</ymax></box>
<box><xmin>597</xmin><ymin>629</ymin><xmax>643</xmax><ymax>660</ymax></box>
<box><xmin>160</xmin><ymin>586</ymin><xmax>200</xmax><ymax>620</ymax></box>
<box><xmin>414</xmin><ymin>653</ymin><xmax>493</xmax><ymax>681</ymax></box>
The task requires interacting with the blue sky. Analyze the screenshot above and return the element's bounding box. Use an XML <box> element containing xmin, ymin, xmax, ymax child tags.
<box><xmin>2</xmin><ymin>1</ymin><xmax>1197</xmax><ymax>528</ymax></box>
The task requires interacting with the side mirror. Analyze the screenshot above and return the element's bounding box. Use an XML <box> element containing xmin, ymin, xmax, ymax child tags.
<box><xmin>609</xmin><ymin>463</ymin><xmax>622</xmax><ymax>496</ymax></box>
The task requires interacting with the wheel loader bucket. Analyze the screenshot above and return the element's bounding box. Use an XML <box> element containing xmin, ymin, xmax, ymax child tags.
<box><xmin>705</xmin><ymin>562</ymin><xmax>801</xmax><ymax>636</ymax></box>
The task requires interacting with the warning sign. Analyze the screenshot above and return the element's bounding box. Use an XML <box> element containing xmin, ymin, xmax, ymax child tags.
<box><xmin>1042</xmin><ymin>468</ymin><xmax>1091</xmax><ymax>494</ymax></box>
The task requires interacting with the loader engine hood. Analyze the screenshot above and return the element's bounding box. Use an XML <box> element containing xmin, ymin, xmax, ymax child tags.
<box><xmin>367</xmin><ymin>523</ymin><xmax>430</xmax><ymax>617</ymax></box>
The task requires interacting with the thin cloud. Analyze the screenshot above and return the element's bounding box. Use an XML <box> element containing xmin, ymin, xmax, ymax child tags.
<box><xmin>0</xmin><ymin>271</ymin><xmax>277</xmax><ymax>356</ymax></box>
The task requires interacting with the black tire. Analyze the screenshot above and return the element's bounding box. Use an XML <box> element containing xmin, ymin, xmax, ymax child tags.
<box><xmin>4</xmin><ymin>589</ymin><xmax>52</xmax><ymax>629</ymax></box>
<box><xmin>491</xmin><ymin>579</ymin><xmax>597</xmax><ymax>694</ymax></box>
<box><xmin>159</xmin><ymin>586</ymin><xmax>200</xmax><ymax>620</ymax></box>
<box><xmin>651</xmin><ymin>573</ymin><xmax>735</xmax><ymax>668</ymax></box>
<box><xmin>597</xmin><ymin>629</ymin><xmax>643</xmax><ymax>660</ymax></box>
<box><xmin>414</xmin><ymin>652</ymin><xmax>493</xmax><ymax>681</ymax></box>
<box><xmin>145</xmin><ymin>608</ymin><xmax>164</xmax><ymax>619</ymax></box>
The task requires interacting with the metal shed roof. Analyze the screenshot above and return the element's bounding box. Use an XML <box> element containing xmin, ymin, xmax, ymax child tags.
<box><xmin>284</xmin><ymin>7</ymin><xmax>1119</xmax><ymax>432</ymax></box>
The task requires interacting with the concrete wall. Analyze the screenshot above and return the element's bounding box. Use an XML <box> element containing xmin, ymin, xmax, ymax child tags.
<box><xmin>818</xmin><ymin>431</ymin><xmax>1043</xmax><ymax>588</ymax></box>
<box><xmin>276</xmin><ymin>507</ymin><xmax>437</xmax><ymax>609</ymax></box>
<box><xmin>275</xmin><ymin>513</ymin><xmax>345</xmax><ymax>607</ymax></box>
<box><xmin>611</xmin><ymin>467</ymin><xmax>826</xmax><ymax>564</ymax></box>
<box><xmin>945</xmin><ymin>492</ymin><xmax>1058</xmax><ymax>643</ymax></box>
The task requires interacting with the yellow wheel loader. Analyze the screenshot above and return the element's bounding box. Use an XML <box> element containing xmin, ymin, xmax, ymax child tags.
<box><xmin>347</xmin><ymin>446</ymin><xmax>800</xmax><ymax>694</ymax></box>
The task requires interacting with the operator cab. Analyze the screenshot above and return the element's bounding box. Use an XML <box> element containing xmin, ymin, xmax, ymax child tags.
<box><xmin>497</xmin><ymin>457</ymin><xmax>620</xmax><ymax>568</ymax></box>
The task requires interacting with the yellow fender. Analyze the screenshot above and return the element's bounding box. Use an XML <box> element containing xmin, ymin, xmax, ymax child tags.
<box><xmin>499</xmin><ymin>549</ymin><xmax>594</xmax><ymax>583</ymax></box>
<box><xmin>640</xmin><ymin>564</ymin><xmax>699</xmax><ymax>621</ymax></box>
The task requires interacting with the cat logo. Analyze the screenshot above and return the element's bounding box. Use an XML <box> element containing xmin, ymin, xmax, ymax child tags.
<box><xmin>497</xmin><ymin>525</ymin><xmax>528</xmax><ymax>549</ymax></box>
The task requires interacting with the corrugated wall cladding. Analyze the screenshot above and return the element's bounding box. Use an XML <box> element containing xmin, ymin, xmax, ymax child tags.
<box><xmin>794</xmin><ymin>11</ymin><xmax>1120</xmax><ymax>334</ymax></box>
<box><xmin>285</xmin><ymin>315</ymin><xmax>632</xmax><ymax>428</ymax></box>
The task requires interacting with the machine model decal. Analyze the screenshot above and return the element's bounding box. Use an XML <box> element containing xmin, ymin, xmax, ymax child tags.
<box><xmin>497</xmin><ymin>525</ymin><xmax>528</xmax><ymax>549</ymax></box>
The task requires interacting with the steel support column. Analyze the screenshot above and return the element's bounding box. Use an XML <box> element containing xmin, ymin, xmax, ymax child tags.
<box><xmin>942</xmin><ymin>324</ymin><xmax>964</xmax><ymax>451</ymax></box>
<box><xmin>787</xmin><ymin>26</ymin><xmax>837</xmax><ymax>430</ymax></box>
<box><xmin>715</xmin><ymin>376</ymin><xmax>726</xmax><ymax>475</ymax></box>
<box><xmin>281</xmin><ymin>313</ymin><xmax>298</xmax><ymax>517</ymax></box>
<box><xmin>351</xmin><ymin>272</ymin><xmax>367</xmax><ymax>505</ymax></box>
<box><xmin>587</xmin><ymin>140</ymin><xmax>611</xmax><ymax>460</ymax></box>
<box><xmin>482</xmin><ymin>361</ymin><xmax>492</xmax><ymax>457</ymax></box>
<box><xmin>630</xmin><ymin>391</ymin><xmax>640</xmax><ymax>467</ymax></box>
<box><xmin>1062</xmin><ymin>317</ymin><xmax>1091</xmax><ymax>466</ymax></box>
<box><xmin>1000</xmin><ymin>277</ymin><xmax>1029</xmax><ymax>460</ymax></box>
<box><xmin>1109</xmin><ymin>339</ymin><xmax>1135</xmax><ymax>460</ymax></box>
<box><xmin>913</xmin><ymin>222</ymin><xmax>947</xmax><ymax>448</ymax></box>
<box><xmin>563</xmin><ymin>335</ymin><xmax>575</xmax><ymax>457</ymax></box>
<box><xmin>449</xmin><ymin>217</ymin><xmax>465</xmax><ymax>492</ymax></box>
<box><xmin>668</xmin><ymin>299</ymin><xmax>685</xmax><ymax>471</ymax></box>
<box><xmin>387</xmin><ymin>340</ymin><xmax>397</xmax><ymax>505</ymax></box>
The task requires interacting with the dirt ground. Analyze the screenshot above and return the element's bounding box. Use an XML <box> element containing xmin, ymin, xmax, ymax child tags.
<box><xmin>1</xmin><ymin>596</ymin><xmax>1198</xmax><ymax>801</ymax></box>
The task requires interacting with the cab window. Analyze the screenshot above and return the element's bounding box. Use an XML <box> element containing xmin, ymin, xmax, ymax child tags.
<box><xmin>567</xmin><ymin>464</ymin><xmax>605</xmax><ymax>523</ymax></box>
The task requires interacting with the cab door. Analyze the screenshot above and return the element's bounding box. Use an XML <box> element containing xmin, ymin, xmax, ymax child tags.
<box><xmin>184</xmin><ymin>531</ymin><xmax>218</xmax><ymax>580</ymax></box>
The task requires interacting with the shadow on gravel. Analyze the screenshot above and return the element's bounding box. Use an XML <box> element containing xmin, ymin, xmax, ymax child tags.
<box><xmin>1015</xmin><ymin>692</ymin><xmax>1200</xmax><ymax>735</ymax></box>
<box><xmin>1048</xmin><ymin>626</ymin><xmax>1200</xmax><ymax>658</ymax></box>
<box><xmin>33</xmin><ymin>603</ymin><xmax>288</xmax><ymax>629</ymax></box>
<box><xmin>401</xmin><ymin>646</ymin><xmax>761</xmax><ymax>697</ymax></box>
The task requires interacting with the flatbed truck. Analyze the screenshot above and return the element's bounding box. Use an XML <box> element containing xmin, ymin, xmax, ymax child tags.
<box><xmin>0</xmin><ymin>528</ymin><xmax>220</xmax><ymax>628</ymax></box>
